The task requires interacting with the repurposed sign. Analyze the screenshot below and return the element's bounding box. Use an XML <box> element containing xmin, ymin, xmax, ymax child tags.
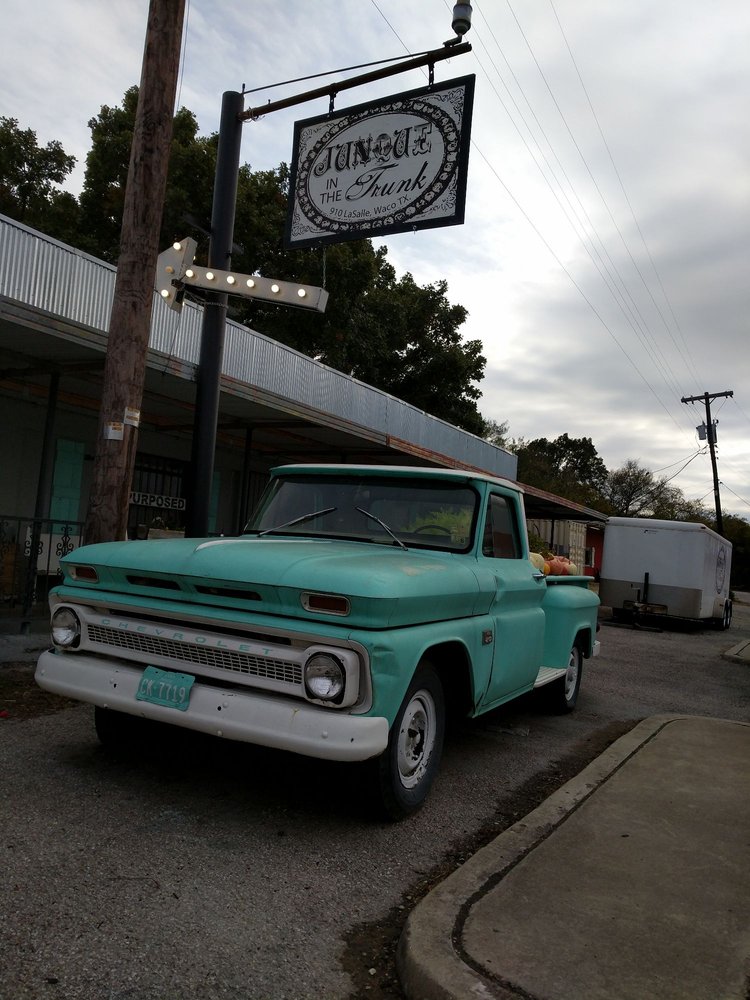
<box><xmin>285</xmin><ymin>75</ymin><xmax>475</xmax><ymax>248</ymax></box>
<box><xmin>129</xmin><ymin>492</ymin><xmax>186</xmax><ymax>511</ymax></box>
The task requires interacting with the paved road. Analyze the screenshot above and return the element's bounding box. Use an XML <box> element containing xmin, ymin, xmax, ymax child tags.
<box><xmin>1</xmin><ymin>603</ymin><xmax>748</xmax><ymax>999</ymax></box>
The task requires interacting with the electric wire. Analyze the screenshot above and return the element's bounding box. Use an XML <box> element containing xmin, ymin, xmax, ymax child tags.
<box><xmin>730</xmin><ymin>397</ymin><xmax>750</xmax><ymax>427</ymax></box>
<box><xmin>489</xmin><ymin>1</ymin><xmax>697</xmax><ymax>431</ymax></box>
<box><xmin>468</xmin><ymin>34</ymin><xmax>691</xmax><ymax>417</ymax></box>
<box><xmin>372</xmin><ymin>0</ymin><xmax>691</xmax><ymax>437</ymax></box>
<box><xmin>548</xmin><ymin>0</ymin><xmax>704</xmax><ymax>393</ymax></box>
<box><xmin>175</xmin><ymin>0</ymin><xmax>191</xmax><ymax>112</ymax></box>
<box><xmin>652</xmin><ymin>449</ymin><xmax>707</xmax><ymax>474</ymax></box>
<box><xmin>721</xmin><ymin>483</ymin><xmax>750</xmax><ymax>511</ymax></box>
<box><xmin>241</xmin><ymin>51</ymin><xmax>430</xmax><ymax>96</ymax></box>
<box><xmin>373</xmin><ymin>1</ymin><xmax>735</xmax><ymax>460</ymax></box>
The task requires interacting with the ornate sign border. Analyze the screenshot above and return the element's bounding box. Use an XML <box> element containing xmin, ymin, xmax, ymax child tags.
<box><xmin>284</xmin><ymin>75</ymin><xmax>475</xmax><ymax>248</ymax></box>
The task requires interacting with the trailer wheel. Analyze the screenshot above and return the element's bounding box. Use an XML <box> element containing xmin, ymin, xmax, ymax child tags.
<box><xmin>719</xmin><ymin>600</ymin><xmax>732</xmax><ymax>630</ymax></box>
<box><xmin>546</xmin><ymin>645</ymin><xmax>583</xmax><ymax>713</ymax></box>
<box><xmin>373</xmin><ymin>663</ymin><xmax>445</xmax><ymax>820</ymax></box>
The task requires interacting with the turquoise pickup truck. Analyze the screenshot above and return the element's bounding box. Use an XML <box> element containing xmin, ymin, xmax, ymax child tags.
<box><xmin>36</xmin><ymin>465</ymin><xmax>599</xmax><ymax>818</ymax></box>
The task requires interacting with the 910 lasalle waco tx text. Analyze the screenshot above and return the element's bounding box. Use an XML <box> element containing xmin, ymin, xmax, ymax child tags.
<box><xmin>36</xmin><ymin>465</ymin><xmax>600</xmax><ymax>819</ymax></box>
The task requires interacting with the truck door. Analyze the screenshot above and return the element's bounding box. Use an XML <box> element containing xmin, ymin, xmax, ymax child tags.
<box><xmin>479</xmin><ymin>492</ymin><xmax>545</xmax><ymax>707</ymax></box>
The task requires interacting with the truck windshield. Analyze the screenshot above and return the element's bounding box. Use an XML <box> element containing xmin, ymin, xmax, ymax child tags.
<box><xmin>246</xmin><ymin>476</ymin><xmax>478</xmax><ymax>552</ymax></box>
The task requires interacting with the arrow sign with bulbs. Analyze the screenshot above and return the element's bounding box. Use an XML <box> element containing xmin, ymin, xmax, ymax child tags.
<box><xmin>155</xmin><ymin>238</ymin><xmax>329</xmax><ymax>314</ymax></box>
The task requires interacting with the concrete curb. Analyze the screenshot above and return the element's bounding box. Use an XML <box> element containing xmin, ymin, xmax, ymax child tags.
<box><xmin>396</xmin><ymin>714</ymin><xmax>690</xmax><ymax>1000</ymax></box>
<box><xmin>723</xmin><ymin>638</ymin><xmax>750</xmax><ymax>664</ymax></box>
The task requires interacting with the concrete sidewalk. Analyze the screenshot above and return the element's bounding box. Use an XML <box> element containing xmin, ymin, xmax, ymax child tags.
<box><xmin>398</xmin><ymin>715</ymin><xmax>750</xmax><ymax>1000</ymax></box>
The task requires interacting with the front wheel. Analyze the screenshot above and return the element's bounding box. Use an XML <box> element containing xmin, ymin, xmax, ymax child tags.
<box><xmin>374</xmin><ymin>664</ymin><xmax>445</xmax><ymax>820</ymax></box>
<box><xmin>546</xmin><ymin>645</ymin><xmax>583</xmax><ymax>713</ymax></box>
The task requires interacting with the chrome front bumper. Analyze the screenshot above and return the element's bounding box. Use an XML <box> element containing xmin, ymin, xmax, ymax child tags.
<box><xmin>35</xmin><ymin>649</ymin><xmax>388</xmax><ymax>762</ymax></box>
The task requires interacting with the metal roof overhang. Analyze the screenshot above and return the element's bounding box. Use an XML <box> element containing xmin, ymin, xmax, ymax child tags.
<box><xmin>518</xmin><ymin>481</ymin><xmax>608</xmax><ymax>523</ymax></box>
<box><xmin>0</xmin><ymin>296</ymin><xmax>609</xmax><ymax>521</ymax></box>
<box><xmin>0</xmin><ymin>296</ymin><xmax>400</xmax><ymax>466</ymax></box>
<box><xmin>0</xmin><ymin>210</ymin><xmax>608</xmax><ymax>523</ymax></box>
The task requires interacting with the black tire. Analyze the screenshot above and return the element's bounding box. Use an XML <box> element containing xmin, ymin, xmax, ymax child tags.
<box><xmin>374</xmin><ymin>664</ymin><xmax>445</xmax><ymax>821</ymax></box>
<box><xmin>722</xmin><ymin>600</ymin><xmax>732</xmax><ymax>630</ymax></box>
<box><xmin>94</xmin><ymin>706</ymin><xmax>145</xmax><ymax>748</ymax></box>
<box><xmin>545</xmin><ymin>645</ymin><xmax>583</xmax><ymax>714</ymax></box>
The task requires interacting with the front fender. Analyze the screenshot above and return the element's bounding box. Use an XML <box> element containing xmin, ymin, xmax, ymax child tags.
<box><xmin>356</xmin><ymin>618</ymin><xmax>490</xmax><ymax>726</ymax></box>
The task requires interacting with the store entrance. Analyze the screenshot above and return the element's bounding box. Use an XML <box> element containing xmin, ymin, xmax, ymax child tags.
<box><xmin>128</xmin><ymin>454</ymin><xmax>188</xmax><ymax>539</ymax></box>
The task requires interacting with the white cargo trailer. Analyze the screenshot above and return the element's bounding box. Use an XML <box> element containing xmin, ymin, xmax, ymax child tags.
<box><xmin>600</xmin><ymin>517</ymin><xmax>732</xmax><ymax>628</ymax></box>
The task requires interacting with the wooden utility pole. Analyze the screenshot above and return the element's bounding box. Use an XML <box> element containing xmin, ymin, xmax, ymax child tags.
<box><xmin>681</xmin><ymin>389</ymin><xmax>734</xmax><ymax>536</ymax></box>
<box><xmin>84</xmin><ymin>0</ymin><xmax>186</xmax><ymax>544</ymax></box>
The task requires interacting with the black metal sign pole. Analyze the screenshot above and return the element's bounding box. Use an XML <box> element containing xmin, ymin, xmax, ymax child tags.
<box><xmin>185</xmin><ymin>42</ymin><xmax>471</xmax><ymax>537</ymax></box>
<box><xmin>240</xmin><ymin>42</ymin><xmax>471</xmax><ymax>121</ymax></box>
<box><xmin>185</xmin><ymin>90</ymin><xmax>244</xmax><ymax>537</ymax></box>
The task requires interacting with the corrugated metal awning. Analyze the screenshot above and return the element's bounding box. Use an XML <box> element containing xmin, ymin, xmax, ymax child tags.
<box><xmin>516</xmin><ymin>481</ymin><xmax>608</xmax><ymax>523</ymax></box>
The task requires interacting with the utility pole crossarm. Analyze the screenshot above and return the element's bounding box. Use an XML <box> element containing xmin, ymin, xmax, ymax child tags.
<box><xmin>680</xmin><ymin>391</ymin><xmax>733</xmax><ymax>404</ymax></box>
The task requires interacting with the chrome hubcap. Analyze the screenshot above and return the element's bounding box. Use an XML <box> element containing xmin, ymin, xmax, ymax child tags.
<box><xmin>397</xmin><ymin>690</ymin><xmax>436</xmax><ymax>789</ymax></box>
<box><xmin>564</xmin><ymin>650</ymin><xmax>579</xmax><ymax>701</ymax></box>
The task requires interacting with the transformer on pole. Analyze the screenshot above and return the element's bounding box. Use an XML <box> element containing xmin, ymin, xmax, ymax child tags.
<box><xmin>681</xmin><ymin>390</ymin><xmax>733</xmax><ymax>535</ymax></box>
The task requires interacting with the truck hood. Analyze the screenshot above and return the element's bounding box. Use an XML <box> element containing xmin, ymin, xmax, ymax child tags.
<box><xmin>61</xmin><ymin>536</ymin><xmax>484</xmax><ymax>628</ymax></box>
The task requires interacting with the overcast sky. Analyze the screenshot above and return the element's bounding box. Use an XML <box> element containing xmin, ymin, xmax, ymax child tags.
<box><xmin>2</xmin><ymin>0</ymin><xmax>749</xmax><ymax>518</ymax></box>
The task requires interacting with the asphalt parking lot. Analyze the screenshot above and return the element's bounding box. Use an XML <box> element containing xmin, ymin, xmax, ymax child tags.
<box><xmin>1</xmin><ymin>599</ymin><xmax>748</xmax><ymax>999</ymax></box>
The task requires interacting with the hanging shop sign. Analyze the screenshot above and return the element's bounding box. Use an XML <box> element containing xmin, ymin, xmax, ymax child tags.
<box><xmin>285</xmin><ymin>75</ymin><xmax>475</xmax><ymax>248</ymax></box>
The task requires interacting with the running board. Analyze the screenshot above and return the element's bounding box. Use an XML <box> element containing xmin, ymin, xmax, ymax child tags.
<box><xmin>533</xmin><ymin>667</ymin><xmax>567</xmax><ymax>689</ymax></box>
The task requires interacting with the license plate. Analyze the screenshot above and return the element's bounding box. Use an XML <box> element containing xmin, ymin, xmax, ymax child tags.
<box><xmin>136</xmin><ymin>666</ymin><xmax>195</xmax><ymax>712</ymax></box>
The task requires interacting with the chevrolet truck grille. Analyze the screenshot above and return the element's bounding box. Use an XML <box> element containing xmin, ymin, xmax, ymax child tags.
<box><xmin>86</xmin><ymin>623</ymin><xmax>302</xmax><ymax>686</ymax></box>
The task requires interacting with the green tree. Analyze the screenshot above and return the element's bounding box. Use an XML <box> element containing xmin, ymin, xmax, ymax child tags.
<box><xmin>483</xmin><ymin>419</ymin><xmax>511</xmax><ymax>449</ymax></box>
<box><xmin>600</xmin><ymin>459</ymin><xmax>658</xmax><ymax>516</ymax></box>
<box><xmin>601</xmin><ymin>458</ymin><xmax>710</xmax><ymax>521</ymax></box>
<box><xmin>721</xmin><ymin>514</ymin><xmax>750</xmax><ymax>588</ymax></box>
<box><xmin>0</xmin><ymin>116</ymin><xmax>79</xmax><ymax>242</ymax></box>
<box><xmin>515</xmin><ymin>434</ymin><xmax>608</xmax><ymax>507</ymax></box>
<box><xmin>78</xmin><ymin>87</ymin><xmax>217</xmax><ymax>263</ymax></box>
<box><xmin>77</xmin><ymin>89</ymin><xmax>138</xmax><ymax>260</ymax></box>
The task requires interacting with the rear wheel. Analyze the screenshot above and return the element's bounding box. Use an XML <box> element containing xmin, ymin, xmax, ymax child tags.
<box><xmin>374</xmin><ymin>664</ymin><xmax>445</xmax><ymax>820</ymax></box>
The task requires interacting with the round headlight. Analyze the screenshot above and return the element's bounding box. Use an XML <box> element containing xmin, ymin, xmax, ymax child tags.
<box><xmin>51</xmin><ymin>607</ymin><xmax>81</xmax><ymax>648</ymax></box>
<box><xmin>304</xmin><ymin>653</ymin><xmax>345</xmax><ymax>702</ymax></box>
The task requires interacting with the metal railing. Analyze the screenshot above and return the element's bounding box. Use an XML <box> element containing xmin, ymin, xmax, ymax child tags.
<box><xmin>0</xmin><ymin>516</ymin><xmax>84</xmax><ymax>618</ymax></box>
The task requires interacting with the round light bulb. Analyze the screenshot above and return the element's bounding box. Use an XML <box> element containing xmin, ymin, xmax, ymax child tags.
<box><xmin>160</xmin><ymin>289</ymin><xmax>170</xmax><ymax>299</ymax></box>
<box><xmin>271</xmin><ymin>283</ymin><xmax>280</xmax><ymax>294</ymax></box>
<box><xmin>172</xmin><ymin>242</ymin><xmax>182</xmax><ymax>251</ymax></box>
<box><xmin>297</xmin><ymin>288</ymin><xmax>306</xmax><ymax>298</ymax></box>
<box><xmin>206</xmin><ymin>271</ymin><xmax>215</xmax><ymax>281</ymax></box>
<box><xmin>246</xmin><ymin>279</ymin><xmax>255</xmax><ymax>288</ymax></box>
<box><xmin>227</xmin><ymin>275</ymin><xmax>236</xmax><ymax>285</ymax></box>
<box><xmin>185</xmin><ymin>269</ymin><xmax>194</xmax><ymax>278</ymax></box>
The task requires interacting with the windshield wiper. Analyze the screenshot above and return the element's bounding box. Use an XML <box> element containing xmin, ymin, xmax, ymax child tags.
<box><xmin>258</xmin><ymin>506</ymin><xmax>337</xmax><ymax>537</ymax></box>
<box><xmin>356</xmin><ymin>507</ymin><xmax>408</xmax><ymax>551</ymax></box>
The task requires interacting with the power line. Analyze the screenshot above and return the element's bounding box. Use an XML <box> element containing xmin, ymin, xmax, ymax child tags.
<box><xmin>502</xmin><ymin>0</ymin><xmax>693</xmax><ymax>401</ymax></box>
<box><xmin>720</xmin><ymin>482</ymin><xmax>750</xmax><ymax>512</ymax></box>
<box><xmin>468</xmin><ymin>3</ymin><xmax>697</xmax><ymax>437</ymax></box>
<box><xmin>547</xmin><ymin>0</ymin><xmax>704</xmax><ymax>393</ymax></box>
